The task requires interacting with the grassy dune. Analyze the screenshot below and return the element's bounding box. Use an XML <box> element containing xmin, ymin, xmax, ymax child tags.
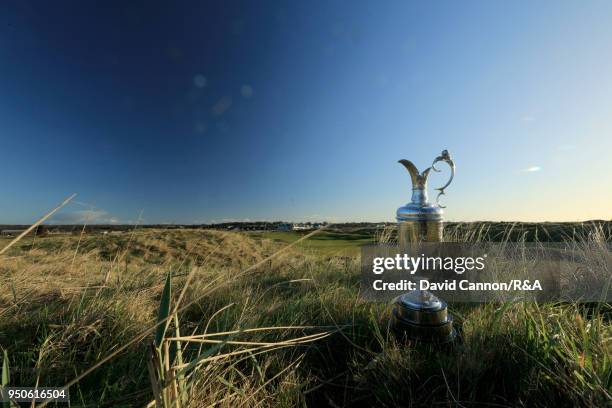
<box><xmin>0</xmin><ymin>227</ymin><xmax>610</xmax><ymax>407</ymax></box>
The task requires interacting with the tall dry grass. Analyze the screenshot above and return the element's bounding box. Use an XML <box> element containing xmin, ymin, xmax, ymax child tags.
<box><xmin>0</xmin><ymin>223</ymin><xmax>610</xmax><ymax>407</ymax></box>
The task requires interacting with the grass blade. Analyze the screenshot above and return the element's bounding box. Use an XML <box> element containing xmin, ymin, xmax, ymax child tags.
<box><xmin>2</xmin><ymin>350</ymin><xmax>9</xmax><ymax>408</ymax></box>
<box><xmin>156</xmin><ymin>272</ymin><xmax>173</xmax><ymax>347</ymax></box>
<box><xmin>1</xmin><ymin>351</ymin><xmax>8</xmax><ymax>386</ymax></box>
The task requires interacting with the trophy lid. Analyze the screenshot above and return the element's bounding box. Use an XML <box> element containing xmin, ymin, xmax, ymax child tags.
<box><xmin>397</xmin><ymin>290</ymin><xmax>446</xmax><ymax>312</ymax></box>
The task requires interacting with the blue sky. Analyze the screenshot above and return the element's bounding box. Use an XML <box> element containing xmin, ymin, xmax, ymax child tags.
<box><xmin>1</xmin><ymin>1</ymin><xmax>611</xmax><ymax>224</ymax></box>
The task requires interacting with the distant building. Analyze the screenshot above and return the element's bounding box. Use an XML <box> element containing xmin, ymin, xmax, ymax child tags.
<box><xmin>1</xmin><ymin>229</ymin><xmax>25</xmax><ymax>237</ymax></box>
<box><xmin>1</xmin><ymin>225</ymin><xmax>48</xmax><ymax>237</ymax></box>
<box><xmin>292</xmin><ymin>223</ymin><xmax>313</xmax><ymax>231</ymax></box>
<box><xmin>277</xmin><ymin>223</ymin><xmax>292</xmax><ymax>231</ymax></box>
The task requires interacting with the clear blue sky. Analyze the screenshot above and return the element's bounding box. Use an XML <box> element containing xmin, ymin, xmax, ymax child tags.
<box><xmin>1</xmin><ymin>1</ymin><xmax>611</xmax><ymax>224</ymax></box>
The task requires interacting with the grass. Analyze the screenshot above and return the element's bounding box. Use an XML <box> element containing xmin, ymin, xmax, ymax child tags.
<box><xmin>246</xmin><ymin>230</ymin><xmax>375</xmax><ymax>255</ymax></box>
<box><xmin>0</xmin><ymin>225</ymin><xmax>610</xmax><ymax>407</ymax></box>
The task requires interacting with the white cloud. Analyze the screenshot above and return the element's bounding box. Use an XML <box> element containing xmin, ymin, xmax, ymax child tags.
<box><xmin>521</xmin><ymin>166</ymin><xmax>541</xmax><ymax>173</ymax></box>
<box><xmin>296</xmin><ymin>214</ymin><xmax>337</xmax><ymax>221</ymax></box>
<box><xmin>219</xmin><ymin>218</ymin><xmax>252</xmax><ymax>222</ymax></box>
<box><xmin>50</xmin><ymin>210</ymin><xmax>121</xmax><ymax>224</ymax></box>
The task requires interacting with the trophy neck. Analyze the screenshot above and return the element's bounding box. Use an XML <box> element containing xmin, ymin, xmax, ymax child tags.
<box><xmin>411</xmin><ymin>187</ymin><xmax>429</xmax><ymax>205</ymax></box>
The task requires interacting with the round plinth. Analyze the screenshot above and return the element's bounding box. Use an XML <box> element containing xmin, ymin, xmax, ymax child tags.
<box><xmin>390</xmin><ymin>290</ymin><xmax>456</xmax><ymax>344</ymax></box>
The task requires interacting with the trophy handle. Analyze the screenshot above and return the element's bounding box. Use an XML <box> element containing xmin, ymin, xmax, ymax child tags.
<box><xmin>430</xmin><ymin>150</ymin><xmax>455</xmax><ymax>208</ymax></box>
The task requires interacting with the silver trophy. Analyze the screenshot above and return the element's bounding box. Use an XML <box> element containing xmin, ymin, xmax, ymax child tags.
<box><xmin>391</xmin><ymin>150</ymin><xmax>456</xmax><ymax>343</ymax></box>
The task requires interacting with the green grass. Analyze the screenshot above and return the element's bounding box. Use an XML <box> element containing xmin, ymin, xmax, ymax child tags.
<box><xmin>246</xmin><ymin>230</ymin><xmax>375</xmax><ymax>255</ymax></box>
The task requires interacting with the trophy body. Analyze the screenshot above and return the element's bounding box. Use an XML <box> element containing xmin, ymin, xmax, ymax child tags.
<box><xmin>397</xmin><ymin>194</ymin><xmax>444</xmax><ymax>244</ymax></box>
<box><xmin>398</xmin><ymin>221</ymin><xmax>443</xmax><ymax>245</ymax></box>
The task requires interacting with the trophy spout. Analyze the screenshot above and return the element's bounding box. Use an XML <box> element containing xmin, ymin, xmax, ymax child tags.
<box><xmin>398</xmin><ymin>159</ymin><xmax>431</xmax><ymax>192</ymax></box>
